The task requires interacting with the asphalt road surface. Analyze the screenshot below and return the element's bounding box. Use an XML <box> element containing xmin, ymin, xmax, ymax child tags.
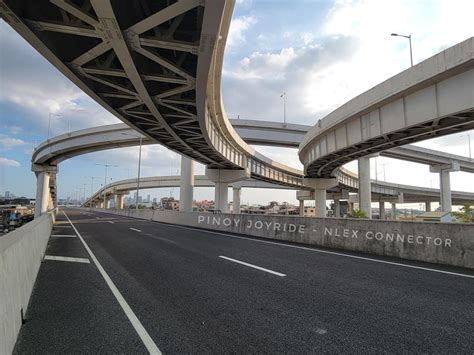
<box><xmin>14</xmin><ymin>208</ymin><xmax>474</xmax><ymax>354</ymax></box>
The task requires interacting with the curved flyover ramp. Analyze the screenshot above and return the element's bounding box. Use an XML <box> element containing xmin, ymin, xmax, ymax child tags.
<box><xmin>33</xmin><ymin>119</ymin><xmax>474</xmax><ymax>172</ymax></box>
<box><xmin>3</xmin><ymin>0</ymin><xmax>304</xmax><ymax>189</ymax></box>
<box><xmin>299</xmin><ymin>37</ymin><xmax>474</xmax><ymax>178</ymax></box>
<box><xmin>84</xmin><ymin>174</ymin><xmax>474</xmax><ymax>210</ymax></box>
<box><xmin>35</xmin><ymin>119</ymin><xmax>474</xmax><ymax>212</ymax></box>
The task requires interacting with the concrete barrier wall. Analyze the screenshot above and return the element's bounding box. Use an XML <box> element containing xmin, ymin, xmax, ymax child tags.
<box><xmin>0</xmin><ymin>211</ymin><xmax>55</xmax><ymax>355</ymax></box>
<box><xmin>95</xmin><ymin>209</ymin><xmax>474</xmax><ymax>269</ymax></box>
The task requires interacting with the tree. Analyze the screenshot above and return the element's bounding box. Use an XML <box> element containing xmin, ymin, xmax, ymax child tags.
<box><xmin>351</xmin><ymin>209</ymin><xmax>368</xmax><ymax>219</ymax></box>
<box><xmin>453</xmin><ymin>204</ymin><xmax>474</xmax><ymax>223</ymax></box>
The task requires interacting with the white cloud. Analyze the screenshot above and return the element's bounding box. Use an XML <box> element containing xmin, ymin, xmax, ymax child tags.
<box><xmin>222</xmin><ymin>35</ymin><xmax>358</xmax><ymax>123</ymax></box>
<box><xmin>0</xmin><ymin>136</ymin><xmax>26</xmax><ymax>149</ymax></box>
<box><xmin>0</xmin><ymin>22</ymin><xmax>120</xmax><ymax>136</ymax></box>
<box><xmin>227</xmin><ymin>15</ymin><xmax>257</xmax><ymax>48</ymax></box>
<box><xmin>0</xmin><ymin>157</ymin><xmax>20</xmax><ymax>167</ymax></box>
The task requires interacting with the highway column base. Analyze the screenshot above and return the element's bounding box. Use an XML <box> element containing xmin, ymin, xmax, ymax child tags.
<box><xmin>206</xmin><ymin>167</ymin><xmax>250</xmax><ymax>213</ymax></box>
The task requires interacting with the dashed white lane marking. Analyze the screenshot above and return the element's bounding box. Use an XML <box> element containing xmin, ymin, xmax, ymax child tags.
<box><xmin>155</xmin><ymin>223</ymin><xmax>474</xmax><ymax>280</ymax></box>
<box><xmin>51</xmin><ymin>234</ymin><xmax>76</xmax><ymax>238</ymax></box>
<box><xmin>219</xmin><ymin>256</ymin><xmax>286</xmax><ymax>277</ymax></box>
<box><xmin>130</xmin><ymin>228</ymin><xmax>142</xmax><ymax>232</ymax></box>
<box><xmin>63</xmin><ymin>211</ymin><xmax>161</xmax><ymax>354</ymax></box>
<box><xmin>44</xmin><ymin>255</ymin><xmax>90</xmax><ymax>263</ymax></box>
<box><xmin>107</xmin><ymin>221</ymin><xmax>115</xmax><ymax>224</ymax></box>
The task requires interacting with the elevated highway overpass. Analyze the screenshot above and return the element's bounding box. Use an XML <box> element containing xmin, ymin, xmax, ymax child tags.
<box><xmin>34</xmin><ymin>119</ymin><xmax>474</xmax><ymax>172</ymax></box>
<box><xmin>299</xmin><ymin>37</ymin><xmax>474</xmax><ymax>217</ymax></box>
<box><xmin>34</xmin><ymin>119</ymin><xmax>474</xmax><ymax>214</ymax></box>
<box><xmin>5</xmin><ymin>1</ymin><xmax>472</xmax><ymax>219</ymax></box>
<box><xmin>2</xmin><ymin>0</ymin><xmax>307</xmax><ymax>211</ymax></box>
<box><xmin>84</xmin><ymin>174</ymin><xmax>474</xmax><ymax>213</ymax></box>
<box><xmin>3</xmin><ymin>2</ymin><xmax>474</xmax><ymax>353</ymax></box>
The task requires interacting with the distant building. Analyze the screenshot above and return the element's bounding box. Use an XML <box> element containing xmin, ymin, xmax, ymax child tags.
<box><xmin>416</xmin><ymin>211</ymin><xmax>452</xmax><ymax>223</ymax></box>
<box><xmin>193</xmin><ymin>200</ymin><xmax>214</xmax><ymax>211</ymax></box>
<box><xmin>161</xmin><ymin>197</ymin><xmax>179</xmax><ymax>211</ymax></box>
<box><xmin>304</xmin><ymin>206</ymin><xmax>316</xmax><ymax>217</ymax></box>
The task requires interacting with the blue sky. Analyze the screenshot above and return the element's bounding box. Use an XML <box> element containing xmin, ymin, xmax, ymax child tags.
<box><xmin>0</xmin><ymin>0</ymin><xmax>473</xmax><ymax>207</ymax></box>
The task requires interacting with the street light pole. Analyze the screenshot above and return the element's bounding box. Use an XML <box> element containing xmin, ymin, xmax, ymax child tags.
<box><xmin>136</xmin><ymin>136</ymin><xmax>143</xmax><ymax>210</ymax></box>
<box><xmin>47</xmin><ymin>113</ymin><xmax>61</xmax><ymax>139</ymax></box>
<box><xmin>280</xmin><ymin>92</ymin><xmax>286</xmax><ymax>125</ymax></box>
<box><xmin>96</xmin><ymin>164</ymin><xmax>118</xmax><ymax>208</ymax></box>
<box><xmin>121</xmin><ymin>132</ymin><xmax>144</xmax><ymax>210</ymax></box>
<box><xmin>460</xmin><ymin>134</ymin><xmax>472</xmax><ymax>159</ymax></box>
<box><xmin>85</xmin><ymin>176</ymin><xmax>100</xmax><ymax>207</ymax></box>
<box><xmin>391</xmin><ymin>33</ymin><xmax>413</xmax><ymax>67</ymax></box>
<box><xmin>381</xmin><ymin>163</ymin><xmax>389</xmax><ymax>181</ymax></box>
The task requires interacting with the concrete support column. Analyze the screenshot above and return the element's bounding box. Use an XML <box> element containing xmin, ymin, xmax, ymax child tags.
<box><xmin>215</xmin><ymin>182</ymin><xmax>228</xmax><ymax>212</ymax></box>
<box><xmin>314</xmin><ymin>189</ymin><xmax>327</xmax><ymax>217</ymax></box>
<box><xmin>99</xmin><ymin>201</ymin><xmax>104</xmax><ymax>209</ymax></box>
<box><xmin>349</xmin><ymin>202</ymin><xmax>354</xmax><ymax>214</ymax></box>
<box><xmin>439</xmin><ymin>169</ymin><xmax>452</xmax><ymax>212</ymax></box>
<box><xmin>430</xmin><ymin>162</ymin><xmax>459</xmax><ymax>217</ymax></box>
<box><xmin>358</xmin><ymin>157</ymin><xmax>372</xmax><ymax>218</ymax></box>
<box><xmin>425</xmin><ymin>201</ymin><xmax>431</xmax><ymax>212</ymax></box>
<box><xmin>206</xmin><ymin>167</ymin><xmax>250</xmax><ymax>214</ymax></box>
<box><xmin>302</xmin><ymin>178</ymin><xmax>337</xmax><ymax>219</ymax></box>
<box><xmin>379</xmin><ymin>201</ymin><xmax>385</xmax><ymax>220</ymax></box>
<box><xmin>334</xmin><ymin>199</ymin><xmax>340</xmax><ymax>218</ymax></box>
<box><xmin>232</xmin><ymin>186</ymin><xmax>241</xmax><ymax>213</ymax></box>
<box><xmin>105</xmin><ymin>195</ymin><xmax>112</xmax><ymax>209</ymax></box>
<box><xmin>116</xmin><ymin>194</ymin><xmax>124</xmax><ymax>209</ymax></box>
<box><xmin>299</xmin><ymin>199</ymin><xmax>304</xmax><ymax>216</ymax></box>
<box><xmin>35</xmin><ymin>171</ymin><xmax>50</xmax><ymax>218</ymax></box>
<box><xmin>47</xmin><ymin>194</ymin><xmax>54</xmax><ymax>211</ymax></box>
<box><xmin>391</xmin><ymin>203</ymin><xmax>396</xmax><ymax>220</ymax></box>
<box><xmin>33</xmin><ymin>164</ymin><xmax>57</xmax><ymax>218</ymax></box>
<box><xmin>179</xmin><ymin>156</ymin><xmax>195</xmax><ymax>212</ymax></box>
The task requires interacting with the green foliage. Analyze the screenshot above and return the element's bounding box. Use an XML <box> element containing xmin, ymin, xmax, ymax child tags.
<box><xmin>351</xmin><ymin>209</ymin><xmax>368</xmax><ymax>219</ymax></box>
<box><xmin>453</xmin><ymin>204</ymin><xmax>474</xmax><ymax>223</ymax></box>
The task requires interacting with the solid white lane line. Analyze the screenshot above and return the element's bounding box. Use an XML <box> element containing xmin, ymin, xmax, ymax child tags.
<box><xmin>130</xmin><ymin>228</ymin><xmax>142</xmax><ymax>232</ymax></box>
<box><xmin>63</xmin><ymin>211</ymin><xmax>161</xmax><ymax>355</ymax></box>
<box><xmin>45</xmin><ymin>255</ymin><xmax>90</xmax><ymax>264</ymax></box>
<box><xmin>154</xmin><ymin>223</ymin><xmax>474</xmax><ymax>280</ymax></box>
<box><xmin>219</xmin><ymin>256</ymin><xmax>286</xmax><ymax>277</ymax></box>
<box><xmin>51</xmin><ymin>234</ymin><xmax>76</xmax><ymax>238</ymax></box>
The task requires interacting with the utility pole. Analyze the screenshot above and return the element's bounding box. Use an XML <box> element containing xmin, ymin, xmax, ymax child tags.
<box><xmin>85</xmin><ymin>176</ymin><xmax>101</xmax><ymax>207</ymax></box>
<box><xmin>95</xmin><ymin>164</ymin><xmax>118</xmax><ymax>208</ymax></box>
<box><xmin>280</xmin><ymin>92</ymin><xmax>287</xmax><ymax>126</ymax></box>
